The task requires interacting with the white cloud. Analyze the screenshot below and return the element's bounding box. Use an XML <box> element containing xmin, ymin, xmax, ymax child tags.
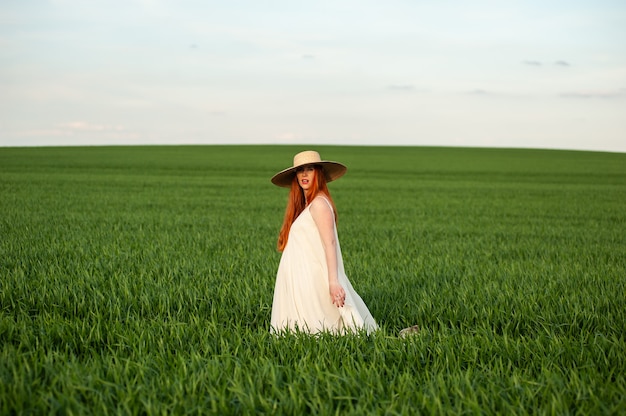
<box><xmin>4</xmin><ymin>121</ymin><xmax>140</xmax><ymax>144</ymax></box>
<box><xmin>387</xmin><ymin>85</ymin><xmax>417</xmax><ymax>92</ymax></box>
<box><xmin>58</xmin><ymin>121</ymin><xmax>125</xmax><ymax>132</ymax></box>
<box><xmin>560</xmin><ymin>89</ymin><xmax>626</xmax><ymax>99</ymax></box>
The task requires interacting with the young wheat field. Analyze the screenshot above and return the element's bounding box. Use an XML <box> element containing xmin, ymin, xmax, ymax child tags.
<box><xmin>1</xmin><ymin>145</ymin><xmax>625</xmax><ymax>414</ymax></box>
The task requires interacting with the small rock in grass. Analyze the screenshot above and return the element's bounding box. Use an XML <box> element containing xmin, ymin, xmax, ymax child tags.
<box><xmin>399</xmin><ymin>325</ymin><xmax>420</xmax><ymax>338</ymax></box>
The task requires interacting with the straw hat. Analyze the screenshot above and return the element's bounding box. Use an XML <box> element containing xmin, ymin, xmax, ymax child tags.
<box><xmin>271</xmin><ymin>150</ymin><xmax>347</xmax><ymax>188</ymax></box>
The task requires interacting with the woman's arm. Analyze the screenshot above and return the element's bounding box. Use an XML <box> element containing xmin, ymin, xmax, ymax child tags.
<box><xmin>310</xmin><ymin>197</ymin><xmax>346</xmax><ymax>307</ymax></box>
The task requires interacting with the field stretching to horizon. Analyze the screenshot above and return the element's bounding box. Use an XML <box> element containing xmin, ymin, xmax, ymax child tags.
<box><xmin>1</xmin><ymin>145</ymin><xmax>625</xmax><ymax>414</ymax></box>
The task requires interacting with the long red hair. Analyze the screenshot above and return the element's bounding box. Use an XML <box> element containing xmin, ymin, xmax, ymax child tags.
<box><xmin>277</xmin><ymin>165</ymin><xmax>338</xmax><ymax>252</ymax></box>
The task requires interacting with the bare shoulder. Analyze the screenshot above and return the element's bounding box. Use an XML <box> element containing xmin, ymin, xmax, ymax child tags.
<box><xmin>309</xmin><ymin>196</ymin><xmax>334</xmax><ymax>221</ymax></box>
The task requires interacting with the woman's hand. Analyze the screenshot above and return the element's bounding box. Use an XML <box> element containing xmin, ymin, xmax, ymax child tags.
<box><xmin>330</xmin><ymin>281</ymin><xmax>346</xmax><ymax>307</ymax></box>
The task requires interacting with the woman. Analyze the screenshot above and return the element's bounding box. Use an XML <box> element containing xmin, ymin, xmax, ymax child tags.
<box><xmin>270</xmin><ymin>150</ymin><xmax>378</xmax><ymax>334</ymax></box>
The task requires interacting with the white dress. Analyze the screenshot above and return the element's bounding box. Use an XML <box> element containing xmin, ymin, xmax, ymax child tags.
<box><xmin>270</xmin><ymin>197</ymin><xmax>378</xmax><ymax>334</ymax></box>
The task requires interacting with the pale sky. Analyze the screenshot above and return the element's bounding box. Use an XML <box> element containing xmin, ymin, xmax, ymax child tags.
<box><xmin>1</xmin><ymin>0</ymin><xmax>625</xmax><ymax>152</ymax></box>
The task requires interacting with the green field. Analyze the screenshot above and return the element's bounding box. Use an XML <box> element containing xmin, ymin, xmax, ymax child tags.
<box><xmin>1</xmin><ymin>145</ymin><xmax>625</xmax><ymax>414</ymax></box>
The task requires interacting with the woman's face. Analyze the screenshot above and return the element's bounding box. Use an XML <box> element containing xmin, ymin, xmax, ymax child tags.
<box><xmin>296</xmin><ymin>164</ymin><xmax>316</xmax><ymax>190</ymax></box>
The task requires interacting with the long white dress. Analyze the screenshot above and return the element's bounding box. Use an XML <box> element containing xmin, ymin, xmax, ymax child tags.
<box><xmin>270</xmin><ymin>197</ymin><xmax>378</xmax><ymax>334</ymax></box>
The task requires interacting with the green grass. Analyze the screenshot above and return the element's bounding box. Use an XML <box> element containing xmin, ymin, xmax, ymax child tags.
<box><xmin>1</xmin><ymin>145</ymin><xmax>625</xmax><ymax>414</ymax></box>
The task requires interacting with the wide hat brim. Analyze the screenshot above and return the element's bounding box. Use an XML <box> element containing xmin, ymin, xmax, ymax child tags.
<box><xmin>271</xmin><ymin>151</ymin><xmax>347</xmax><ymax>188</ymax></box>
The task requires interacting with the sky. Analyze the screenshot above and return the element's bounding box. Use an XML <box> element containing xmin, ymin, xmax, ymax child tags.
<box><xmin>1</xmin><ymin>0</ymin><xmax>625</xmax><ymax>152</ymax></box>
